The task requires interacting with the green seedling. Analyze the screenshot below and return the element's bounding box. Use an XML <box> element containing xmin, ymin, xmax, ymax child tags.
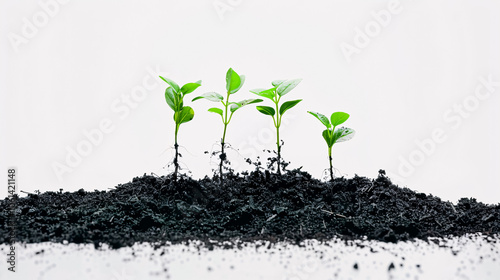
<box><xmin>192</xmin><ymin>68</ymin><xmax>262</xmax><ymax>182</ymax></box>
<box><xmin>250</xmin><ymin>79</ymin><xmax>302</xmax><ymax>175</ymax></box>
<box><xmin>308</xmin><ymin>111</ymin><xmax>355</xmax><ymax>181</ymax></box>
<box><xmin>160</xmin><ymin>76</ymin><xmax>202</xmax><ymax>182</ymax></box>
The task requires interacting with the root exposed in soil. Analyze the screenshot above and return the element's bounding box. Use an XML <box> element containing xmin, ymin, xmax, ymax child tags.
<box><xmin>1</xmin><ymin>170</ymin><xmax>499</xmax><ymax>249</ymax></box>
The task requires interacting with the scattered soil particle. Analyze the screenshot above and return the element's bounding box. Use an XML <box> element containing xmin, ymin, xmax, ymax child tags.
<box><xmin>0</xmin><ymin>169</ymin><xmax>499</xmax><ymax>249</ymax></box>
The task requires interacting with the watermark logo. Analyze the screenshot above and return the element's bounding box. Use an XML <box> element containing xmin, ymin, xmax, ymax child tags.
<box><xmin>213</xmin><ymin>0</ymin><xmax>243</xmax><ymax>21</ymax></box>
<box><xmin>8</xmin><ymin>0</ymin><xmax>71</xmax><ymax>53</ymax></box>
<box><xmin>340</xmin><ymin>0</ymin><xmax>403</xmax><ymax>63</ymax></box>
<box><xmin>394</xmin><ymin>75</ymin><xmax>499</xmax><ymax>180</ymax></box>
<box><xmin>51</xmin><ymin>65</ymin><xmax>168</xmax><ymax>182</ymax></box>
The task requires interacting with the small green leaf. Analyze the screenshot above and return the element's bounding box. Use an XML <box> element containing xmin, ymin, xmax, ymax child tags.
<box><xmin>159</xmin><ymin>76</ymin><xmax>180</xmax><ymax>93</ymax></box>
<box><xmin>229</xmin><ymin>103</ymin><xmax>241</xmax><ymax>113</ymax></box>
<box><xmin>181</xmin><ymin>80</ymin><xmax>202</xmax><ymax>95</ymax></box>
<box><xmin>208</xmin><ymin>107</ymin><xmax>223</xmax><ymax>117</ymax></box>
<box><xmin>231</xmin><ymin>75</ymin><xmax>245</xmax><ymax>94</ymax></box>
<box><xmin>192</xmin><ymin>92</ymin><xmax>224</xmax><ymax>102</ymax></box>
<box><xmin>279</xmin><ymin>99</ymin><xmax>302</xmax><ymax>115</ymax></box>
<box><xmin>226</xmin><ymin>68</ymin><xmax>242</xmax><ymax>94</ymax></box>
<box><xmin>308</xmin><ymin>111</ymin><xmax>331</xmax><ymax>128</ymax></box>
<box><xmin>322</xmin><ymin>129</ymin><xmax>335</xmax><ymax>147</ymax></box>
<box><xmin>238</xmin><ymin>99</ymin><xmax>263</xmax><ymax>106</ymax></box>
<box><xmin>272</xmin><ymin>79</ymin><xmax>286</xmax><ymax>87</ymax></box>
<box><xmin>330</xmin><ymin>112</ymin><xmax>350</xmax><ymax>126</ymax></box>
<box><xmin>256</xmin><ymin>106</ymin><xmax>276</xmax><ymax>116</ymax></box>
<box><xmin>333</xmin><ymin>127</ymin><xmax>355</xmax><ymax>143</ymax></box>
<box><xmin>276</xmin><ymin>78</ymin><xmax>302</xmax><ymax>96</ymax></box>
<box><xmin>176</xmin><ymin>106</ymin><xmax>195</xmax><ymax>124</ymax></box>
<box><xmin>165</xmin><ymin>87</ymin><xmax>176</xmax><ymax>111</ymax></box>
<box><xmin>250</xmin><ymin>88</ymin><xmax>275</xmax><ymax>100</ymax></box>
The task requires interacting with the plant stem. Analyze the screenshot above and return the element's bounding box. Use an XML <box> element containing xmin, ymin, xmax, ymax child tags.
<box><xmin>274</xmin><ymin>96</ymin><xmax>281</xmax><ymax>176</ymax></box>
<box><xmin>174</xmin><ymin>122</ymin><xmax>180</xmax><ymax>182</ymax></box>
<box><xmin>219</xmin><ymin>92</ymin><xmax>231</xmax><ymax>184</ymax></box>
<box><xmin>328</xmin><ymin>145</ymin><xmax>334</xmax><ymax>182</ymax></box>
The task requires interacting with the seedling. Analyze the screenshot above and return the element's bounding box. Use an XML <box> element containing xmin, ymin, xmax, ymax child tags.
<box><xmin>250</xmin><ymin>79</ymin><xmax>302</xmax><ymax>175</ymax></box>
<box><xmin>308</xmin><ymin>111</ymin><xmax>355</xmax><ymax>181</ymax></box>
<box><xmin>160</xmin><ymin>76</ymin><xmax>202</xmax><ymax>182</ymax></box>
<box><xmin>193</xmin><ymin>68</ymin><xmax>262</xmax><ymax>182</ymax></box>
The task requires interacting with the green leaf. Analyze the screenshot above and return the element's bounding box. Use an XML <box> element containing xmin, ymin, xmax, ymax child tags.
<box><xmin>279</xmin><ymin>99</ymin><xmax>302</xmax><ymax>115</ymax></box>
<box><xmin>165</xmin><ymin>87</ymin><xmax>176</xmax><ymax>111</ymax></box>
<box><xmin>333</xmin><ymin>127</ymin><xmax>355</xmax><ymax>143</ymax></box>
<box><xmin>250</xmin><ymin>88</ymin><xmax>275</xmax><ymax>100</ymax></box>
<box><xmin>176</xmin><ymin>106</ymin><xmax>195</xmax><ymax>124</ymax></box>
<box><xmin>330</xmin><ymin>112</ymin><xmax>350</xmax><ymax>126</ymax></box>
<box><xmin>238</xmin><ymin>98</ymin><xmax>263</xmax><ymax>106</ymax></box>
<box><xmin>208</xmin><ymin>107</ymin><xmax>223</xmax><ymax>117</ymax></box>
<box><xmin>192</xmin><ymin>92</ymin><xmax>224</xmax><ymax>102</ymax></box>
<box><xmin>181</xmin><ymin>80</ymin><xmax>202</xmax><ymax>95</ymax></box>
<box><xmin>272</xmin><ymin>80</ymin><xmax>286</xmax><ymax>87</ymax></box>
<box><xmin>231</xmin><ymin>75</ymin><xmax>245</xmax><ymax>94</ymax></box>
<box><xmin>226</xmin><ymin>68</ymin><xmax>242</xmax><ymax>94</ymax></box>
<box><xmin>256</xmin><ymin>106</ymin><xmax>276</xmax><ymax>116</ymax></box>
<box><xmin>159</xmin><ymin>76</ymin><xmax>180</xmax><ymax>93</ymax></box>
<box><xmin>229</xmin><ymin>103</ymin><xmax>241</xmax><ymax>113</ymax></box>
<box><xmin>276</xmin><ymin>78</ymin><xmax>302</xmax><ymax>96</ymax></box>
<box><xmin>308</xmin><ymin>111</ymin><xmax>331</xmax><ymax>128</ymax></box>
<box><xmin>322</xmin><ymin>129</ymin><xmax>335</xmax><ymax>147</ymax></box>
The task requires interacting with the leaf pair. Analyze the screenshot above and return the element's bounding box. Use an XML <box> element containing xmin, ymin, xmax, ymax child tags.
<box><xmin>192</xmin><ymin>68</ymin><xmax>262</xmax><ymax>122</ymax></box>
<box><xmin>160</xmin><ymin>76</ymin><xmax>202</xmax><ymax>125</ymax></box>
<box><xmin>256</xmin><ymin>99</ymin><xmax>302</xmax><ymax>117</ymax></box>
<box><xmin>308</xmin><ymin>111</ymin><xmax>355</xmax><ymax>147</ymax></box>
<box><xmin>251</xmin><ymin>78</ymin><xmax>303</xmax><ymax>118</ymax></box>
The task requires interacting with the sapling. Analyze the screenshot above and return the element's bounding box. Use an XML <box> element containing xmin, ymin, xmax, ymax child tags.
<box><xmin>250</xmin><ymin>79</ymin><xmax>302</xmax><ymax>175</ymax></box>
<box><xmin>308</xmin><ymin>111</ymin><xmax>355</xmax><ymax>181</ymax></box>
<box><xmin>192</xmin><ymin>68</ymin><xmax>262</xmax><ymax>182</ymax></box>
<box><xmin>159</xmin><ymin>76</ymin><xmax>202</xmax><ymax>182</ymax></box>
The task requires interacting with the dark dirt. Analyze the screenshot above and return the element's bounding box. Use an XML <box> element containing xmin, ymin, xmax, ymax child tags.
<box><xmin>1</xmin><ymin>169</ymin><xmax>499</xmax><ymax>249</ymax></box>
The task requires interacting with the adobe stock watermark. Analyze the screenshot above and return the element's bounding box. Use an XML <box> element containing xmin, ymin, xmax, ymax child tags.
<box><xmin>6</xmin><ymin>168</ymin><xmax>18</xmax><ymax>272</ymax></box>
<box><xmin>51</xmin><ymin>65</ymin><xmax>168</xmax><ymax>182</ymax></box>
<box><xmin>8</xmin><ymin>0</ymin><xmax>71</xmax><ymax>53</ymax></box>
<box><xmin>340</xmin><ymin>0</ymin><xmax>403</xmax><ymax>63</ymax></box>
<box><xmin>393</xmin><ymin>75</ymin><xmax>499</xmax><ymax>181</ymax></box>
<box><xmin>213</xmin><ymin>0</ymin><xmax>243</xmax><ymax>21</ymax></box>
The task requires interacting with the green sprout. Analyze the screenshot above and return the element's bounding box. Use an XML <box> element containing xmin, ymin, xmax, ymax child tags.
<box><xmin>160</xmin><ymin>76</ymin><xmax>202</xmax><ymax>182</ymax></box>
<box><xmin>192</xmin><ymin>68</ymin><xmax>262</xmax><ymax>182</ymax></box>
<box><xmin>250</xmin><ymin>79</ymin><xmax>302</xmax><ymax>176</ymax></box>
<box><xmin>308</xmin><ymin>111</ymin><xmax>355</xmax><ymax>182</ymax></box>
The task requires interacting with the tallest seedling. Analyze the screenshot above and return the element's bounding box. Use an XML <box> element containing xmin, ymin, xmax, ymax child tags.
<box><xmin>193</xmin><ymin>68</ymin><xmax>262</xmax><ymax>183</ymax></box>
<box><xmin>160</xmin><ymin>76</ymin><xmax>202</xmax><ymax>182</ymax></box>
<box><xmin>251</xmin><ymin>79</ymin><xmax>302</xmax><ymax>175</ymax></box>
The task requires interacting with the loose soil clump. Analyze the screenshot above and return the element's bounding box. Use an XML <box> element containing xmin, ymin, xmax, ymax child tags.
<box><xmin>1</xmin><ymin>170</ymin><xmax>499</xmax><ymax>249</ymax></box>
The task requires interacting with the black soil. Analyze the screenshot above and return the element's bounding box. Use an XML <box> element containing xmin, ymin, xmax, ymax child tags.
<box><xmin>1</xmin><ymin>170</ymin><xmax>499</xmax><ymax>249</ymax></box>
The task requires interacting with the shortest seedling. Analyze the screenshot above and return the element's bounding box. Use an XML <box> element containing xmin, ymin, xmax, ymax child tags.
<box><xmin>308</xmin><ymin>111</ymin><xmax>355</xmax><ymax>181</ymax></box>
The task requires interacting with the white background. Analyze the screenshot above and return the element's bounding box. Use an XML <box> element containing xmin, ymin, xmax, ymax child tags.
<box><xmin>1</xmin><ymin>0</ymin><xmax>499</xmax><ymax>203</ymax></box>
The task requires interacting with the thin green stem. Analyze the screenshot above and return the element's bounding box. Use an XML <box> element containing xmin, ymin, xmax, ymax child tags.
<box><xmin>173</xmin><ymin>121</ymin><xmax>180</xmax><ymax>182</ymax></box>
<box><xmin>328</xmin><ymin>145</ymin><xmax>333</xmax><ymax>182</ymax></box>
<box><xmin>274</xmin><ymin>95</ymin><xmax>282</xmax><ymax>176</ymax></box>
<box><xmin>219</xmin><ymin>91</ymin><xmax>231</xmax><ymax>183</ymax></box>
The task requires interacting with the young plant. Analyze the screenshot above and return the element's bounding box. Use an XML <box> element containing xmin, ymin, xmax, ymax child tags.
<box><xmin>192</xmin><ymin>68</ymin><xmax>262</xmax><ymax>181</ymax></box>
<box><xmin>308</xmin><ymin>111</ymin><xmax>355</xmax><ymax>182</ymax></box>
<box><xmin>160</xmin><ymin>76</ymin><xmax>202</xmax><ymax>182</ymax></box>
<box><xmin>250</xmin><ymin>79</ymin><xmax>302</xmax><ymax>175</ymax></box>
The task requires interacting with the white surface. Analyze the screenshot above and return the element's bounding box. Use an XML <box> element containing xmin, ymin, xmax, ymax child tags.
<box><xmin>1</xmin><ymin>0</ymin><xmax>500</xmax><ymax>203</ymax></box>
<box><xmin>0</xmin><ymin>235</ymin><xmax>499</xmax><ymax>279</ymax></box>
